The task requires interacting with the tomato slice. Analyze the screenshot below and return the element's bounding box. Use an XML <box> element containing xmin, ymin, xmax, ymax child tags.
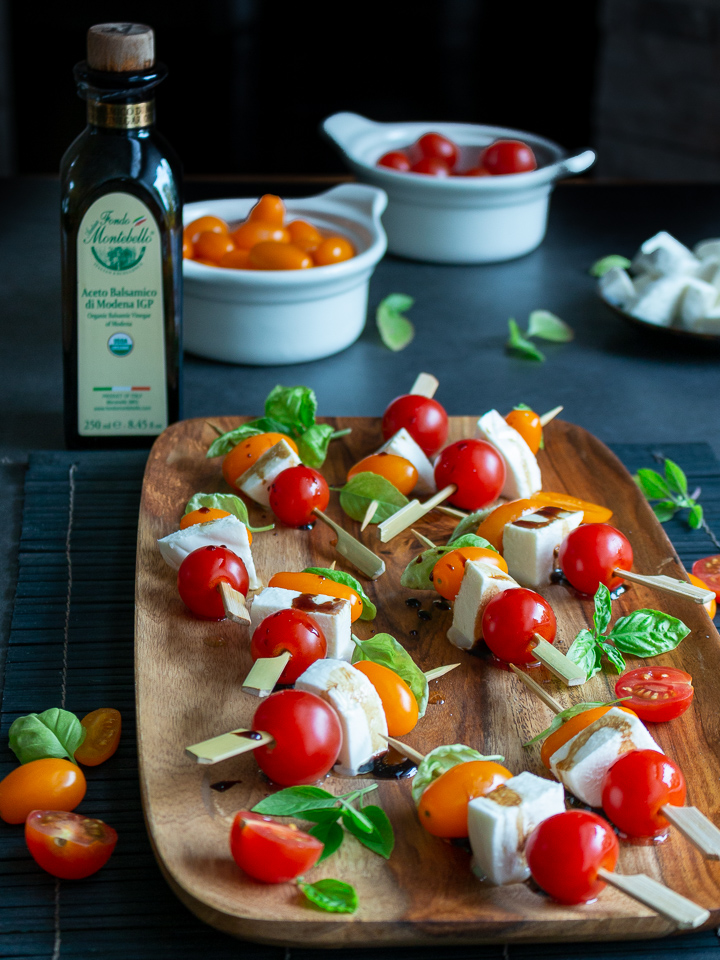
<box><xmin>614</xmin><ymin>667</ymin><xmax>694</xmax><ymax>722</ymax></box>
<box><xmin>692</xmin><ymin>556</ymin><xmax>720</xmax><ymax>601</ymax></box>
<box><xmin>25</xmin><ymin>810</ymin><xmax>117</xmax><ymax>879</ymax></box>
<box><xmin>229</xmin><ymin>811</ymin><xmax>323</xmax><ymax>883</ymax></box>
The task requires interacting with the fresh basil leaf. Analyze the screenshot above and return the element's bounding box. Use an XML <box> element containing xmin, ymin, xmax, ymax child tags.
<box><xmin>8</xmin><ymin>708</ymin><xmax>86</xmax><ymax>765</ymax></box>
<box><xmin>303</xmin><ymin>567</ymin><xmax>377</xmax><ymax>621</ymax></box>
<box><xmin>252</xmin><ymin>785</ymin><xmax>337</xmax><ymax>817</ymax></box>
<box><xmin>343</xmin><ymin>805</ymin><xmax>394</xmax><ymax>859</ymax></box>
<box><xmin>524</xmin><ymin>701</ymin><xmax>611</xmax><ymax>746</ymax></box>
<box><xmin>308</xmin><ymin>821</ymin><xmax>344</xmax><ymax>862</ymax></box>
<box><xmin>593</xmin><ymin>583</ymin><xmax>612</xmax><ymax>637</ymax></box>
<box><xmin>298</xmin><ymin>879</ymin><xmax>358</xmax><ymax>914</ymax></box>
<box><xmin>506</xmin><ymin>318</ymin><xmax>545</xmax><ymax>362</ymax></box>
<box><xmin>265</xmin><ymin>385</ymin><xmax>317</xmax><ymax>435</ymax></box>
<box><xmin>184</xmin><ymin>492</ymin><xmax>250</xmax><ymax>527</ymax></box>
<box><xmin>598</xmin><ymin>641</ymin><xmax>626</xmax><ymax>674</ymax></box>
<box><xmin>664</xmin><ymin>459</ymin><xmax>688</xmax><ymax>496</ymax></box>
<box><xmin>399</xmin><ymin>535</ymin><xmax>497</xmax><ymax>591</ymax></box>
<box><xmin>376</xmin><ymin>293</ymin><xmax>415</xmax><ymax>351</ymax></box>
<box><xmin>296</xmin><ymin>423</ymin><xmax>335</xmax><ymax>469</ymax></box>
<box><xmin>447</xmin><ymin>510</ymin><xmax>495</xmax><ymax>543</ymax></box>
<box><xmin>352</xmin><ymin>633</ymin><xmax>429</xmax><ymax>717</ymax></box>
<box><xmin>526</xmin><ymin>310</ymin><xmax>574</xmax><ymax>343</ymax></box>
<box><xmin>299</xmin><ymin>807</ymin><xmax>343</xmax><ymax>824</ymax></box>
<box><xmin>635</xmin><ymin>468</ymin><xmax>671</xmax><ymax>501</ymax></box>
<box><xmin>653</xmin><ymin>501</ymin><xmax>678</xmax><ymax>523</ymax></box>
<box><xmin>205</xmin><ymin>418</ymin><xmax>289</xmax><ymax>458</ymax></box>
<box><xmin>590</xmin><ymin>255</ymin><xmax>632</xmax><ymax>277</ymax></box>
<box><xmin>608</xmin><ymin>609</ymin><xmax>690</xmax><ymax>657</ymax></box>
<box><xmin>340</xmin><ymin>801</ymin><xmax>375</xmax><ymax>835</ymax></box>
<box><xmin>567</xmin><ymin>629</ymin><xmax>603</xmax><ymax>681</ymax></box>
<box><xmin>340</xmin><ymin>473</ymin><xmax>409</xmax><ymax>524</ymax></box>
<box><xmin>411</xmin><ymin>744</ymin><xmax>504</xmax><ymax>805</ymax></box>
<box><xmin>688</xmin><ymin>503</ymin><xmax>704</xmax><ymax>530</ymax></box>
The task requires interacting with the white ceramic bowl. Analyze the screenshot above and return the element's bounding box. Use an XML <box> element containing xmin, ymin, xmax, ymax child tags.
<box><xmin>182</xmin><ymin>184</ymin><xmax>387</xmax><ymax>365</ymax></box>
<box><xmin>322</xmin><ymin>113</ymin><xmax>595</xmax><ymax>264</ymax></box>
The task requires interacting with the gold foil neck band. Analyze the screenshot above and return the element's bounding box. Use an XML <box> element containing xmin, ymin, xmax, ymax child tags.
<box><xmin>87</xmin><ymin>100</ymin><xmax>154</xmax><ymax>129</ymax></box>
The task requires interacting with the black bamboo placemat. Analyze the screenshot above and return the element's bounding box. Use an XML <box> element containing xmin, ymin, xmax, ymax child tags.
<box><xmin>1</xmin><ymin>446</ymin><xmax>719</xmax><ymax>960</ymax></box>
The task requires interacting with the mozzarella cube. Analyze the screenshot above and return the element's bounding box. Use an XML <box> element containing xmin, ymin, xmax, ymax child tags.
<box><xmin>468</xmin><ymin>772</ymin><xmax>565</xmax><ymax>885</ymax></box>
<box><xmin>376</xmin><ymin>428</ymin><xmax>436</xmax><ymax>495</ymax></box>
<box><xmin>598</xmin><ymin>266</ymin><xmax>636</xmax><ymax>308</ymax></box>
<box><xmin>249</xmin><ymin>586</ymin><xmax>353</xmax><ymax>661</ymax></box>
<box><xmin>503</xmin><ymin>508</ymin><xmax>583</xmax><ymax>588</ymax></box>
<box><xmin>688</xmin><ymin>310</ymin><xmax>720</xmax><ymax>334</ymax></box>
<box><xmin>631</xmin><ymin>231</ymin><xmax>699</xmax><ymax>278</ymax></box>
<box><xmin>476</xmin><ymin>410</ymin><xmax>541</xmax><ymax>500</ymax></box>
<box><xmin>693</xmin><ymin>239</ymin><xmax>720</xmax><ymax>262</ymax></box>
<box><xmin>295</xmin><ymin>659</ymin><xmax>388</xmax><ymax>777</ymax></box>
<box><xmin>157</xmin><ymin>515</ymin><xmax>261</xmax><ymax>590</ymax></box>
<box><xmin>447</xmin><ymin>560</ymin><xmax>520</xmax><ymax>651</ymax></box>
<box><xmin>549</xmin><ymin>707</ymin><xmax>662</xmax><ymax>808</ymax></box>
<box><xmin>236</xmin><ymin>439</ymin><xmax>301</xmax><ymax>508</ymax></box>
<box><xmin>630</xmin><ymin>276</ymin><xmax>692</xmax><ymax>326</ymax></box>
<box><xmin>679</xmin><ymin>278</ymin><xmax>719</xmax><ymax>327</ymax></box>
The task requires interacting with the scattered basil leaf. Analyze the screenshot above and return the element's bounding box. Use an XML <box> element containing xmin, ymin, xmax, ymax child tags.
<box><xmin>593</xmin><ymin>583</ymin><xmax>612</xmax><ymax>637</ymax></box>
<box><xmin>352</xmin><ymin>633</ymin><xmax>429</xmax><ymax>717</ymax></box>
<box><xmin>296</xmin><ymin>422</ymin><xmax>335</xmax><ymax>469</ymax></box>
<box><xmin>590</xmin><ymin>255</ymin><xmax>632</xmax><ymax>277</ymax></box>
<box><xmin>184</xmin><ymin>492</ymin><xmax>250</xmax><ymax>527</ymax></box>
<box><xmin>339</xmin><ymin>801</ymin><xmax>376</xmax><ymax>835</ymax></box>
<box><xmin>635</xmin><ymin>458</ymin><xmax>705</xmax><ymax>532</ymax></box>
<box><xmin>252</xmin><ymin>786</ymin><xmax>337</xmax><ymax>817</ymax></box>
<box><xmin>376</xmin><ymin>293</ymin><xmax>415</xmax><ymax>352</ymax></box>
<box><xmin>653</xmin><ymin>501</ymin><xmax>678</xmax><ymax>523</ymax></box>
<box><xmin>526</xmin><ymin>310</ymin><xmax>574</xmax><ymax>343</ymax></box>
<box><xmin>298</xmin><ymin>879</ymin><xmax>358</xmax><ymax>914</ymax></box>
<box><xmin>339</xmin><ymin>472</ymin><xmax>409</xmax><ymax>524</ymax></box>
<box><xmin>506</xmin><ymin>318</ymin><xmax>545</xmax><ymax>362</ymax></box>
<box><xmin>399</xmin><ymin>534</ymin><xmax>497</xmax><ymax>591</ymax></box>
<box><xmin>447</xmin><ymin>510</ymin><xmax>495</xmax><ymax>543</ymax></box>
<box><xmin>265</xmin><ymin>384</ymin><xmax>317</xmax><ymax>435</ymax></box>
<box><xmin>598</xmin><ymin>640</ymin><xmax>626</xmax><ymax>674</ymax></box>
<box><xmin>8</xmin><ymin>708</ymin><xmax>86</xmax><ymax>765</ymax></box>
<box><xmin>664</xmin><ymin>459</ymin><xmax>688</xmax><ymax>496</ymax></box>
<box><xmin>303</xmin><ymin>567</ymin><xmax>377</xmax><ymax>621</ymax></box>
<box><xmin>567</xmin><ymin>628</ymin><xmax>603</xmax><ymax>681</ymax></box>
<box><xmin>308</xmin><ymin>821</ymin><xmax>344</xmax><ymax>862</ymax></box>
<box><xmin>205</xmin><ymin>417</ymin><xmax>289</xmax><ymax>458</ymax></box>
<box><xmin>411</xmin><ymin>744</ymin><xmax>505</xmax><ymax>805</ymax></box>
<box><xmin>689</xmin><ymin>503</ymin><xmax>704</xmax><ymax>529</ymax></box>
<box><xmin>608</xmin><ymin>609</ymin><xmax>690</xmax><ymax>658</ymax></box>
<box><xmin>342</xmin><ymin>805</ymin><xmax>394</xmax><ymax>859</ymax></box>
<box><xmin>524</xmin><ymin>701</ymin><xmax>614</xmax><ymax>746</ymax></box>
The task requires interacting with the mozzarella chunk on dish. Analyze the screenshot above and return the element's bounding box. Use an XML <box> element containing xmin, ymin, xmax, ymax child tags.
<box><xmin>468</xmin><ymin>772</ymin><xmax>566</xmax><ymax>885</ymax></box>
<box><xmin>249</xmin><ymin>586</ymin><xmax>353</xmax><ymax>661</ymax></box>
<box><xmin>447</xmin><ymin>560</ymin><xmax>520</xmax><ymax>651</ymax></box>
<box><xmin>679</xmin><ymin>278</ymin><xmax>720</xmax><ymax>327</ymax></box>
<box><xmin>236</xmin><ymin>439</ymin><xmax>301</xmax><ymax>508</ymax></box>
<box><xmin>598</xmin><ymin>266</ymin><xmax>636</xmax><ymax>309</ymax></box>
<box><xmin>295</xmin><ymin>659</ymin><xmax>388</xmax><ymax>777</ymax></box>
<box><xmin>157</xmin><ymin>515</ymin><xmax>260</xmax><ymax>590</ymax></box>
<box><xmin>694</xmin><ymin>238</ymin><xmax>720</xmax><ymax>262</ymax></box>
<box><xmin>476</xmin><ymin>410</ymin><xmax>541</xmax><ymax>500</ymax></box>
<box><xmin>502</xmin><ymin>508</ymin><xmax>583</xmax><ymax>588</ymax></box>
<box><xmin>549</xmin><ymin>707</ymin><xmax>662</xmax><ymax>808</ymax></box>
<box><xmin>631</xmin><ymin>231</ymin><xmax>699</xmax><ymax>278</ymax></box>
<box><xmin>376</xmin><ymin>427</ymin><xmax>436</xmax><ymax>495</ymax></box>
<box><xmin>629</xmin><ymin>275</ymin><xmax>694</xmax><ymax>326</ymax></box>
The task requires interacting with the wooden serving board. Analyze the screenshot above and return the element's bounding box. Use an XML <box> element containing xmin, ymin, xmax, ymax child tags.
<box><xmin>136</xmin><ymin>416</ymin><xmax>720</xmax><ymax>947</ymax></box>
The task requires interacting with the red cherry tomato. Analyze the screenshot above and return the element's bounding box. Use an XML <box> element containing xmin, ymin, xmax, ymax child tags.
<box><xmin>692</xmin><ymin>555</ymin><xmax>720</xmax><ymax>601</ymax></box>
<box><xmin>250</xmin><ymin>609</ymin><xmax>327</xmax><ymax>684</ymax></box>
<box><xmin>481</xmin><ymin>588</ymin><xmax>556</xmax><ymax>664</ymax></box>
<box><xmin>526</xmin><ymin>810</ymin><xmax>619</xmax><ymax>904</ymax></box>
<box><xmin>25</xmin><ymin>810</ymin><xmax>118</xmax><ymax>880</ymax></box>
<box><xmin>614</xmin><ymin>666</ymin><xmax>694</xmax><ymax>722</ymax></box>
<box><xmin>557</xmin><ymin>523</ymin><xmax>633</xmax><ymax>594</ymax></box>
<box><xmin>268</xmin><ymin>465</ymin><xmax>329</xmax><ymax>527</ymax></box>
<box><xmin>377</xmin><ymin>150</ymin><xmax>411</xmax><ymax>172</ymax></box>
<box><xmin>381</xmin><ymin>394</ymin><xmax>449</xmax><ymax>456</ymax></box>
<box><xmin>229</xmin><ymin>810</ymin><xmax>323</xmax><ymax>883</ymax></box>
<box><xmin>416</xmin><ymin>132</ymin><xmax>460</xmax><ymax>169</ymax></box>
<box><xmin>177</xmin><ymin>545</ymin><xmax>248</xmax><ymax>620</ymax></box>
<box><xmin>461</xmin><ymin>166</ymin><xmax>491</xmax><ymax>177</ymax></box>
<box><xmin>410</xmin><ymin>156</ymin><xmax>451</xmax><ymax>176</ymax></box>
<box><xmin>252</xmin><ymin>689</ymin><xmax>342</xmax><ymax>786</ymax></box>
<box><xmin>481</xmin><ymin>139</ymin><xmax>537</xmax><ymax>175</ymax></box>
<box><xmin>601</xmin><ymin>750</ymin><xmax>686</xmax><ymax>838</ymax></box>
<box><xmin>433</xmin><ymin>439</ymin><xmax>506</xmax><ymax>510</ymax></box>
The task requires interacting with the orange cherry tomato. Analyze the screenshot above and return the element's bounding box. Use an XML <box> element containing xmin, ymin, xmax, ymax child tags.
<box><xmin>184</xmin><ymin>215</ymin><xmax>229</xmax><ymax>245</ymax></box>
<box><xmin>182</xmin><ymin>235</ymin><xmax>194</xmax><ymax>259</ymax></box>
<box><xmin>476</xmin><ymin>499</ymin><xmax>543</xmax><ymax>552</ymax></box>
<box><xmin>25</xmin><ymin>810</ymin><xmax>118</xmax><ymax>879</ymax></box>
<box><xmin>417</xmin><ymin>760</ymin><xmax>512</xmax><ymax>837</ymax></box>
<box><xmin>353</xmin><ymin>661</ymin><xmax>419</xmax><ymax>737</ymax></box>
<box><xmin>268</xmin><ymin>571</ymin><xmax>363</xmax><ymax>623</ymax></box>
<box><xmin>231</xmin><ymin>221</ymin><xmax>290</xmax><ymax>249</ymax></box>
<box><xmin>505</xmin><ymin>408</ymin><xmax>542</xmax><ymax>454</ymax></box>
<box><xmin>0</xmin><ymin>759</ymin><xmax>86</xmax><ymax>824</ymax></box>
<box><xmin>249</xmin><ymin>241</ymin><xmax>312</xmax><ymax>271</ymax></box>
<box><xmin>248</xmin><ymin>194</ymin><xmax>285</xmax><ymax>226</ymax></box>
<box><xmin>313</xmin><ymin>236</ymin><xmax>355</xmax><ymax>266</ymax></box>
<box><xmin>219</xmin><ymin>248</ymin><xmax>252</xmax><ymax>270</ymax></box>
<box><xmin>193</xmin><ymin>231</ymin><xmax>235</xmax><ymax>264</ymax></box>
<box><xmin>532</xmin><ymin>491</ymin><xmax>613</xmax><ymax>525</ymax></box>
<box><xmin>222</xmin><ymin>433</ymin><xmax>298</xmax><ymax>491</ymax></box>
<box><xmin>180</xmin><ymin>507</ymin><xmax>230</xmax><ymax>527</ymax></box>
<box><xmin>689</xmin><ymin>573</ymin><xmax>717</xmax><ymax>617</ymax></box>
<box><xmin>287</xmin><ymin>219</ymin><xmax>323</xmax><ymax>252</ymax></box>
<box><xmin>540</xmin><ymin>705</ymin><xmax>637</xmax><ymax>770</ymax></box>
<box><xmin>74</xmin><ymin>708</ymin><xmax>122</xmax><ymax>767</ymax></box>
<box><xmin>347</xmin><ymin>453</ymin><xmax>418</xmax><ymax>496</ymax></box>
<box><xmin>432</xmin><ymin>547</ymin><xmax>509</xmax><ymax>601</ymax></box>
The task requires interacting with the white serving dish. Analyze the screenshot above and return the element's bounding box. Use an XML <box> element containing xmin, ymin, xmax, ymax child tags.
<box><xmin>182</xmin><ymin>184</ymin><xmax>387</xmax><ymax>365</ymax></box>
<box><xmin>322</xmin><ymin>112</ymin><xmax>595</xmax><ymax>264</ymax></box>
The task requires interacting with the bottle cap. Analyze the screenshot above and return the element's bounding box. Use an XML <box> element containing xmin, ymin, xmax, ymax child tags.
<box><xmin>87</xmin><ymin>23</ymin><xmax>155</xmax><ymax>72</ymax></box>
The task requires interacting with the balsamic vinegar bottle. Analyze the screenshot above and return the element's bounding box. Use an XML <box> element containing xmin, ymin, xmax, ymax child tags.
<box><xmin>61</xmin><ymin>23</ymin><xmax>182</xmax><ymax>449</ymax></box>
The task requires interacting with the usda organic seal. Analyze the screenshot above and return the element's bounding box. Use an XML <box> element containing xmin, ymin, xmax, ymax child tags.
<box><xmin>108</xmin><ymin>332</ymin><xmax>133</xmax><ymax>356</ymax></box>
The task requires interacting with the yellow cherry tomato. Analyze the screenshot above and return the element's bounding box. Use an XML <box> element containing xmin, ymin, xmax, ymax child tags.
<box><xmin>505</xmin><ymin>408</ymin><xmax>542</xmax><ymax>454</ymax></box>
<box><xmin>184</xmin><ymin>215</ymin><xmax>229</xmax><ymax>245</ymax></box>
<box><xmin>432</xmin><ymin>547</ymin><xmax>508</xmax><ymax>601</ymax></box>
<box><xmin>353</xmin><ymin>661</ymin><xmax>418</xmax><ymax>737</ymax></box>
<box><xmin>476</xmin><ymin>499</ymin><xmax>543</xmax><ymax>552</ymax></box>
<box><xmin>74</xmin><ymin>708</ymin><xmax>122</xmax><ymax>767</ymax></box>
<box><xmin>249</xmin><ymin>241</ymin><xmax>313</xmax><ymax>271</ymax></box>
<box><xmin>193</xmin><ymin>230</ymin><xmax>235</xmax><ymax>264</ymax></box>
<box><xmin>182</xmin><ymin>235</ymin><xmax>194</xmax><ymax>259</ymax></box>
<box><xmin>248</xmin><ymin>194</ymin><xmax>286</xmax><ymax>226</ymax></box>
<box><xmin>219</xmin><ymin>248</ymin><xmax>252</xmax><ymax>270</ymax></box>
<box><xmin>540</xmin><ymin>705</ymin><xmax>637</xmax><ymax>770</ymax></box>
<box><xmin>347</xmin><ymin>453</ymin><xmax>418</xmax><ymax>496</ymax></box>
<box><xmin>532</xmin><ymin>491</ymin><xmax>613</xmax><ymax>525</ymax></box>
<box><xmin>0</xmin><ymin>759</ymin><xmax>87</xmax><ymax>824</ymax></box>
<box><xmin>313</xmin><ymin>236</ymin><xmax>355</xmax><ymax>266</ymax></box>
<box><xmin>287</xmin><ymin>219</ymin><xmax>323</xmax><ymax>252</ymax></box>
<box><xmin>222</xmin><ymin>433</ymin><xmax>298</xmax><ymax>492</ymax></box>
<box><xmin>417</xmin><ymin>761</ymin><xmax>512</xmax><ymax>838</ymax></box>
<box><xmin>268</xmin><ymin>572</ymin><xmax>363</xmax><ymax>623</ymax></box>
<box><xmin>689</xmin><ymin>573</ymin><xmax>717</xmax><ymax>617</ymax></box>
<box><xmin>231</xmin><ymin>220</ymin><xmax>290</xmax><ymax>249</ymax></box>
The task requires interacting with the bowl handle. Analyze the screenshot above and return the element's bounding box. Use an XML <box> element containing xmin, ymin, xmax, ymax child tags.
<box><xmin>321</xmin><ymin>112</ymin><xmax>380</xmax><ymax>151</ymax></box>
<box><xmin>558</xmin><ymin>148</ymin><xmax>596</xmax><ymax>177</ymax></box>
<box><xmin>320</xmin><ymin>183</ymin><xmax>388</xmax><ymax>221</ymax></box>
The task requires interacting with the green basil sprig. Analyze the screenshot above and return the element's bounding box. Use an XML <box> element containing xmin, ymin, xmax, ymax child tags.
<box><xmin>376</xmin><ymin>293</ymin><xmax>415</xmax><ymax>352</ymax></box>
<box><xmin>635</xmin><ymin>458</ymin><xmax>703</xmax><ymax>529</ymax></box>
<box><xmin>352</xmin><ymin>633</ymin><xmax>429</xmax><ymax>717</ymax></box>
<box><xmin>303</xmin><ymin>567</ymin><xmax>377</xmax><ymax>620</ymax></box>
<box><xmin>9</xmin><ymin>708</ymin><xmax>86</xmax><ymax>765</ymax></box>
<box><xmin>339</xmin><ymin>473</ymin><xmax>409</xmax><ymax>524</ymax></box>
<box><xmin>400</xmin><ymin>534</ymin><xmax>498</xmax><ymax>591</ymax></box>
<box><xmin>523</xmin><ymin>698</ymin><xmax>631</xmax><ymax>746</ymax></box>
<box><xmin>298</xmin><ymin>878</ymin><xmax>358</xmax><ymax>913</ymax></box>
<box><xmin>411</xmin><ymin>744</ymin><xmax>505</xmax><ymax>805</ymax></box>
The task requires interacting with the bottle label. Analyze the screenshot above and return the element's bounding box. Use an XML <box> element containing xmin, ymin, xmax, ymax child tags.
<box><xmin>76</xmin><ymin>192</ymin><xmax>168</xmax><ymax>437</ymax></box>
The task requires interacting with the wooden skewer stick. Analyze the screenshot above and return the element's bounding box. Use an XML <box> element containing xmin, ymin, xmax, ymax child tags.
<box><xmin>613</xmin><ymin>568</ymin><xmax>714</xmax><ymax>604</ymax></box>
<box><xmin>313</xmin><ymin>508</ymin><xmax>385</xmax><ymax>580</ymax></box>
<box><xmin>241</xmin><ymin>651</ymin><xmax>292</xmax><ymax>698</ymax></box>
<box><xmin>360</xmin><ymin>500</ymin><xmax>379</xmax><ymax>531</ymax></box>
<box><xmin>530</xmin><ymin>634</ymin><xmax>586</xmax><ymax>686</ymax></box>
<box><xmin>378</xmin><ymin>485</ymin><xmax>457</xmax><ymax>543</ymax></box>
<box><xmin>596</xmin><ymin>868</ymin><xmax>709</xmax><ymax>930</ymax></box>
<box><xmin>508</xmin><ymin>664</ymin><xmax>564</xmax><ymax>713</ymax></box>
<box><xmin>411</xmin><ymin>528</ymin><xmax>437</xmax><ymax>549</ymax></box>
<box><xmin>424</xmin><ymin>663</ymin><xmax>460</xmax><ymax>682</ymax></box>
<box><xmin>382</xmin><ymin>734</ymin><xmax>426</xmax><ymax>765</ymax></box>
<box><xmin>218</xmin><ymin>581</ymin><xmax>250</xmax><ymax>624</ymax></box>
<box><xmin>435</xmin><ymin>505</ymin><xmax>468</xmax><ymax>519</ymax></box>
<box><xmin>186</xmin><ymin>728</ymin><xmax>274</xmax><ymax>765</ymax></box>
<box><xmin>409</xmin><ymin>372</ymin><xmax>439</xmax><ymax>399</ymax></box>
<box><xmin>539</xmin><ymin>405</ymin><xmax>563</xmax><ymax>427</ymax></box>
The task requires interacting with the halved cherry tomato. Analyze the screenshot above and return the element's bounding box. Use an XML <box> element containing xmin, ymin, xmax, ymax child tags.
<box><xmin>476</xmin><ymin>499</ymin><xmax>542</xmax><ymax>552</ymax></box>
<box><xmin>250</xmin><ymin>242</ymin><xmax>312</xmax><ymax>271</ymax></box>
<box><xmin>505</xmin><ymin>408</ymin><xmax>542</xmax><ymax>454</ymax></box>
<box><xmin>377</xmin><ymin>150</ymin><xmax>411</xmax><ymax>171</ymax></box>
<box><xmin>557</xmin><ymin>523</ymin><xmax>633</xmax><ymax>594</ymax></box>
<box><xmin>417</xmin><ymin>760</ymin><xmax>512</xmax><ymax>837</ymax></box>
<box><xmin>431</xmin><ymin>547</ymin><xmax>508</xmax><ymax>601</ymax></box>
<box><xmin>347</xmin><ymin>453</ymin><xmax>418</xmax><ymax>496</ymax></box>
<box><xmin>268</xmin><ymin>466</ymin><xmax>329</xmax><ymax>527</ymax></box>
<box><xmin>25</xmin><ymin>810</ymin><xmax>118</xmax><ymax>879</ymax></box>
<box><xmin>287</xmin><ymin>219</ymin><xmax>323</xmax><ymax>252</ymax></box>
<box><xmin>526</xmin><ymin>810</ymin><xmax>618</xmax><ymax>904</ymax></box>
<box><xmin>251</xmin><ymin>609</ymin><xmax>326</xmax><ymax>683</ymax></box>
<box><xmin>353</xmin><ymin>661</ymin><xmax>418</xmax><ymax>737</ymax></box>
<box><xmin>692</xmin><ymin>555</ymin><xmax>720</xmax><ymax>601</ymax></box>
<box><xmin>481</xmin><ymin>139</ymin><xmax>537</xmax><ymax>175</ymax></box>
<box><xmin>602</xmin><ymin>750</ymin><xmax>686</xmax><ymax>837</ymax></box>
<box><xmin>614</xmin><ymin>667</ymin><xmax>694</xmax><ymax>723</ymax></box>
<box><xmin>184</xmin><ymin>215</ymin><xmax>229</xmax><ymax>245</ymax></box>
<box><xmin>434</xmin><ymin>439</ymin><xmax>506</xmax><ymax>511</ymax></box>
<box><xmin>312</xmin><ymin>236</ymin><xmax>355</xmax><ymax>266</ymax></box>
<box><xmin>0</xmin><ymin>759</ymin><xmax>86</xmax><ymax>824</ymax></box>
<box><xmin>382</xmin><ymin>394</ymin><xmax>449</xmax><ymax>456</ymax></box>
<box><xmin>219</xmin><ymin>248</ymin><xmax>252</xmax><ymax>270</ymax></box>
<box><xmin>482</xmin><ymin>588</ymin><xmax>556</xmax><ymax>665</ymax></box>
<box><xmin>180</xmin><ymin>507</ymin><xmax>231</xmax><ymax>529</ymax></box>
<box><xmin>531</xmin><ymin>491</ymin><xmax>613</xmax><ymax>525</ymax></box>
<box><xmin>268</xmin><ymin>572</ymin><xmax>363</xmax><ymax>623</ymax></box>
<box><xmin>230</xmin><ymin>810</ymin><xmax>323</xmax><ymax>883</ymax></box>
<box><xmin>231</xmin><ymin>220</ymin><xmax>290</xmax><ymax>249</ymax></box>
<box><xmin>410</xmin><ymin>156</ymin><xmax>451</xmax><ymax>176</ymax></box>
<box><xmin>193</xmin><ymin>231</ymin><xmax>235</xmax><ymax>264</ymax></box>
<box><xmin>416</xmin><ymin>132</ymin><xmax>459</xmax><ymax>169</ymax></box>
<box><xmin>177</xmin><ymin>545</ymin><xmax>248</xmax><ymax>620</ymax></box>
<box><xmin>689</xmin><ymin>573</ymin><xmax>716</xmax><ymax>617</ymax></box>
<box><xmin>540</xmin><ymin>704</ymin><xmax>637</xmax><ymax>769</ymax></box>
<box><xmin>222</xmin><ymin>432</ymin><xmax>298</xmax><ymax>491</ymax></box>
<box><xmin>247</xmin><ymin>194</ymin><xmax>285</xmax><ymax>226</ymax></box>
<box><xmin>74</xmin><ymin>708</ymin><xmax>121</xmax><ymax>767</ymax></box>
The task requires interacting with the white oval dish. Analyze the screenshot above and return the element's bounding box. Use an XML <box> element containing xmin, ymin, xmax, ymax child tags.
<box><xmin>182</xmin><ymin>183</ymin><xmax>387</xmax><ymax>365</ymax></box>
<box><xmin>322</xmin><ymin>112</ymin><xmax>595</xmax><ymax>264</ymax></box>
